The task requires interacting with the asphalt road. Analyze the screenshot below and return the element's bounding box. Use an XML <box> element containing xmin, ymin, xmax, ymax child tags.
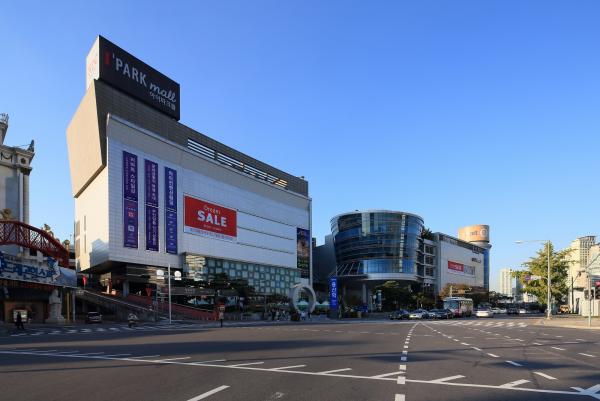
<box><xmin>0</xmin><ymin>317</ymin><xmax>599</xmax><ymax>401</ymax></box>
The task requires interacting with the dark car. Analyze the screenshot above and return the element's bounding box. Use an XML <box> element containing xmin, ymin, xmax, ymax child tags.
<box><xmin>429</xmin><ymin>309</ymin><xmax>453</xmax><ymax>319</ymax></box>
<box><xmin>388</xmin><ymin>309</ymin><xmax>410</xmax><ymax>320</ymax></box>
<box><xmin>507</xmin><ymin>307</ymin><xmax>519</xmax><ymax>315</ymax></box>
<box><xmin>85</xmin><ymin>312</ymin><xmax>102</xmax><ymax>324</ymax></box>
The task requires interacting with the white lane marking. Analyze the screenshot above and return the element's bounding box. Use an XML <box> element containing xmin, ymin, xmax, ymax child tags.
<box><xmin>130</xmin><ymin>355</ymin><xmax>161</xmax><ymax>359</ymax></box>
<box><xmin>192</xmin><ymin>359</ymin><xmax>227</xmax><ymax>364</ymax></box>
<box><xmin>186</xmin><ymin>385</ymin><xmax>230</xmax><ymax>401</ymax></box>
<box><xmin>227</xmin><ymin>362</ymin><xmax>265</xmax><ymax>367</ymax></box>
<box><xmin>76</xmin><ymin>352</ymin><xmax>105</xmax><ymax>356</ymax></box>
<box><xmin>395</xmin><ymin>394</ymin><xmax>405</xmax><ymax>401</ymax></box>
<box><xmin>534</xmin><ymin>372</ymin><xmax>557</xmax><ymax>380</ymax></box>
<box><xmin>402</xmin><ymin>351</ymin><xmax>408</xmax><ymax>355</ymax></box>
<box><xmin>372</xmin><ymin>371</ymin><xmax>405</xmax><ymax>378</ymax></box>
<box><xmin>432</xmin><ymin>375</ymin><xmax>465</xmax><ymax>383</ymax></box>
<box><xmin>31</xmin><ymin>350</ymin><xmax>58</xmax><ymax>353</ymax></box>
<box><xmin>401</xmin><ymin>357</ymin><xmax>407</xmax><ymax>361</ymax></box>
<box><xmin>571</xmin><ymin>384</ymin><xmax>600</xmax><ymax>396</ymax></box>
<box><xmin>500</xmin><ymin>379</ymin><xmax>530</xmax><ymax>388</ymax></box>
<box><xmin>4</xmin><ymin>350</ymin><xmax>587</xmax><ymax>397</ymax></box>
<box><xmin>576</xmin><ymin>339</ymin><xmax>586</xmax><ymax>341</ymax></box>
<box><xmin>551</xmin><ymin>347</ymin><xmax>565</xmax><ymax>351</ymax></box>
<box><xmin>403</xmin><ymin>345</ymin><xmax>408</xmax><ymax>349</ymax></box>
<box><xmin>52</xmin><ymin>351</ymin><xmax>81</xmax><ymax>354</ymax></box>
<box><xmin>471</xmin><ymin>347</ymin><xmax>482</xmax><ymax>351</ymax></box>
<box><xmin>102</xmin><ymin>354</ymin><xmax>132</xmax><ymax>357</ymax></box>
<box><xmin>158</xmin><ymin>357</ymin><xmax>191</xmax><ymax>361</ymax></box>
<box><xmin>578</xmin><ymin>353</ymin><xmax>596</xmax><ymax>358</ymax></box>
<box><xmin>272</xmin><ymin>365</ymin><xmax>306</xmax><ymax>370</ymax></box>
<box><xmin>397</xmin><ymin>376</ymin><xmax>405</xmax><ymax>384</ymax></box>
<box><xmin>399</xmin><ymin>364</ymin><xmax>406</xmax><ymax>371</ymax></box>
<box><xmin>487</xmin><ymin>353</ymin><xmax>499</xmax><ymax>358</ymax></box>
<box><xmin>318</xmin><ymin>368</ymin><xmax>352</xmax><ymax>374</ymax></box>
<box><xmin>506</xmin><ymin>361</ymin><xmax>523</xmax><ymax>367</ymax></box>
<box><xmin>532</xmin><ymin>342</ymin><xmax>543</xmax><ymax>345</ymax></box>
<box><xmin>461</xmin><ymin>343</ymin><xmax>470</xmax><ymax>346</ymax></box>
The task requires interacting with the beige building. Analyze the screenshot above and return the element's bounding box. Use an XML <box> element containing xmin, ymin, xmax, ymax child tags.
<box><xmin>565</xmin><ymin>235</ymin><xmax>596</xmax><ymax>313</ymax></box>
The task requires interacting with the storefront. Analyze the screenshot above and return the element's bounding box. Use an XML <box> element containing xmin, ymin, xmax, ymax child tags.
<box><xmin>0</xmin><ymin>254</ymin><xmax>76</xmax><ymax>323</ymax></box>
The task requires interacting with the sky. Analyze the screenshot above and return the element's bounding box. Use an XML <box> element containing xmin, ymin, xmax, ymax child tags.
<box><xmin>1</xmin><ymin>1</ymin><xmax>599</xmax><ymax>291</ymax></box>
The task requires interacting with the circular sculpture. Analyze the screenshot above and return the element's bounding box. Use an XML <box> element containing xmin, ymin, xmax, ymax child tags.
<box><xmin>289</xmin><ymin>284</ymin><xmax>316</xmax><ymax>313</ymax></box>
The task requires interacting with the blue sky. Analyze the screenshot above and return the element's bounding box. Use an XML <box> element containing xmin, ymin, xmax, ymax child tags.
<box><xmin>1</xmin><ymin>1</ymin><xmax>599</xmax><ymax>290</ymax></box>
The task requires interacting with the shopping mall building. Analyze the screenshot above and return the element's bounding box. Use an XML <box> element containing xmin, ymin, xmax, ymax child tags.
<box><xmin>67</xmin><ymin>36</ymin><xmax>312</xmax><ymax>298</ymax></box>
<box><xmin>313</xmin><ymin>210</ymin><xmax>490</xmax><ymax>309</ymax></box>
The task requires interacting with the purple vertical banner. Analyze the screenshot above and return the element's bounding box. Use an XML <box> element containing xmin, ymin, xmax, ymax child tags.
<box><xmin>146</xmin><ymin>206</ymin><xmax>159</xmax><ymax>251</ymax></box>
<box><xmin>123</xmin><ymin>151</ymin><xmax>138</xmax><ymax>201</ymax></box>
<box><xmin>165</xmin><ymin>210</ymin><xmax>178</xmax><ymax>254</ymax></box>
<box><xmin>164</xmin><ymin>167</ymin><xmax>177</xmax><ymax>254</ymax></box>
<box><xmin>123</xmin><ymin>151</ymin><xmax>138</xmax><ymax>248</ymax></box>
<box><xmin>123</xmin><ymin>199</ymin><xmax>138</xmax><ymax>248</ymax></box>
<box><xmin>165</xmin><ymin>167</ymin><xmax>177</xmax><ymax>211</ymax></box>
<box><xmin>145</xmin><ymin>160</ymin><xmax>159</xmax><ymax>207</ymax></box>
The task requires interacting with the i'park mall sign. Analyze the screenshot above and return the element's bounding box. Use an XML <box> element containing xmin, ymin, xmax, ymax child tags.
<box><xmin>86</xmin><ymin>36</ymin><xmax>180</xmax><ymax>120</ymax></box>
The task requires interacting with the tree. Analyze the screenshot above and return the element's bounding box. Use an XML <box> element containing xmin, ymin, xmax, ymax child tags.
<box><xmin>513</xmin><ymin>242</ymin><xmax>571</xmax><ymax>306</ymax></box>
<box><xmin>422</xmin><ymin>227</ymin><xmax>434</xmax><ymax>241</ymax></box>
<box><xmin>374</xmin><ymin>281</ymin><xmax>412</xmax><ymax>310</ymax></box>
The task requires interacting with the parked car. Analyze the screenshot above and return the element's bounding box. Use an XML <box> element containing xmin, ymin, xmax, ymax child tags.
<box><xmin>429</xmin><ymin>309</ymin><xmax>452</xmax><ymax>319</ymax></box>
<box><xmin>491</xmin><ymin>307</ymin><xmax>506</xmax><ymax>314</ymax></box>
<box><xmin>507</xmin><ymin>307</ymin><xmax>519</xmax><ymax>315</ymax></box>
<box><xmin>409</xmin><ymin>309</ymin><xmax>429</xmax><ymax>319</ymax></box>
<box><xmin>475</xmin><ymin>308</ymin><xmax>494</xmax><ymax>318</ymax></box>
<box><xmin>443</xmin><ymin>308</ymin><xmax>455</xmax><ymax>318</ymax></box>
<box><xmin>388</xmin><ymin>309</ymin><xmax>410</xmax><ymax>320</ymax></box>
<box><xmin>85</xmin><ymin>311</ymin><xmax>102</xmax><ymax>324</ymax></box>
<box><xmin>518</xmin><ymin>308</ymin><xmax>528</xmax><ymax>315</ymax></box>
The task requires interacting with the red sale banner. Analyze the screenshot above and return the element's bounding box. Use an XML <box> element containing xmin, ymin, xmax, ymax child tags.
<box><xmin>447</xmin><ymin>261</ymin><xmax>464</xmax><ymax>272</ymax></box>
<box><xmin>184</xmin><ymin>195</ymin><xmax>237</xmax><ymax>240</ymax></box>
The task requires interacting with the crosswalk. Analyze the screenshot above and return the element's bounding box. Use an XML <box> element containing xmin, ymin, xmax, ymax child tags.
<box><xmin>427</xmin><ymin>320</ymin><xmax>528</xmax><ymax>328</ymax></box>
<box><xmin>8</xmin><ymin>321</ymin><xmax>273</xmax><ymax>337</ymax></box>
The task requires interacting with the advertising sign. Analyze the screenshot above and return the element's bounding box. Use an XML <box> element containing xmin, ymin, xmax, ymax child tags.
<box><xmin>184</xmin><ymin>195</ymin><xmax>237</xmax><ymax>241</ymax></box>
<box><xmin>448</xmin><ymin>261</ymin><xmax>465</xmax><ymax>272</ymax></box>
<box><xmin>86</xmin><ymin>36</ymin><xmax>180</xmax><ymax>120</ymax></box>
<box><xmin>0</xmin><ymin>255</ymin><xmax>76</xmax><ymax>288</ymax></box>
<box><xmin>458</xmin><ymin>225</ymin><xmax>490</xmax><ymax>243</ymax></box>
<box><xmin>123</xmin><ymin>151</ymin><xmax>138</xmax><ymax>201</ymax></box>
<box><xmin>329</xmin><ymin>277</ymin><xmax>338</xmax><ymax>310</ymax></box>
<box><xmin>145</xmin><ymin>206</ymin><xmax>159</xmax><ymax>251</ymax></box>
<box><xmin>165</xmin><ymin>167</ymin><xmax>177</xmax><ymax>211</ymax></box>
<box><xmin>144</xmin><ymin>160</ymin><xmax>158</xmax><ymax>207</ymax></box>
<box><xmin>124</xmin><ymin>199</ymin><xmax>139</xmax><ymax>248</ymax></box>
<box><xmin>297</xmin><ymin>228</ymin><xmax>310</xmax><ymax>278</ymax></box>
<box><xmin>165</xmin><ymin>210</ymin><xmax>178</xmax><ymax>254</ymax></box>
<box><xmin>164</xmin><ymin>167</ymin><xmax>177</xmax><ymax>254</ymax></box>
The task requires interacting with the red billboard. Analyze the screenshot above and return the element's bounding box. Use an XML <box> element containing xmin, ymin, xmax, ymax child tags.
<box><xmin>447</xmin><ymin>261</ymin><xmax>464</xmax><ymax>272</ymax></box>
<box><xmin>184</xmin><ymin>195</ymin><xmax>237</xmax><ymax>240</ymax></box>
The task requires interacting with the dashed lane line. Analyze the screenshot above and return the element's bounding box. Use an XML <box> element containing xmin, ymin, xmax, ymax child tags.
<box><xmin>318</xmin><ymin>368</ymin><xmax>352</xmax><ymax>374</ymax></box>
<box><xmin>500</xmin><ymin>380</ymin><xmax>530</xmax><ymax>388</ymax></box>
<box><xmin>487</xmin><ymin>353</ymin><xmax>499</xmax><ymax>358</ymax></box>
<box><xmin>186</xmin><ymin>385</ymin><xmax>230</xmax><ymax>401</ymax></box>
<box><xmin>0</xmin><ymin>351</ymin><xmax>594</xmax><ymax>398</ymax></box>
<box><xmin>551</xmin><ymin>347</ymin><xmax>565</xmax><ymax>351</ymax></box>
<box><xmin>506</xmin><ymin>361</ymin><xmax>523</xmax><ymax>367</ymax></box>
<box><xmin>534</xmin><ymin>372</ymin><xmax>557</xmax><ymax>380</ymax></box>
<box><xmin>272</xmin><ymin>365</ymin><xmax>306</xmax><ymax>370</ymax></box>
<box><xmin>431</xmin><ymin>375</ymin><xmax>465</xmax><ymax>383</ymax></box>
<box><xmin>578</xmin><ymin>353</ymin><xmax>596</xmax><ymax>358</ymax></box>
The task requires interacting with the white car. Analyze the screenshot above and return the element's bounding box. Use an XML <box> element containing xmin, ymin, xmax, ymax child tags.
<box><xmin>475</xmin><ymin>308</ymin><xmax>494</xmax><ymax>318</ymax></box>
<box><xmin>409</xmin><ymin>309</ymin><xmax>429</xmax><ymax>319</ymax></box>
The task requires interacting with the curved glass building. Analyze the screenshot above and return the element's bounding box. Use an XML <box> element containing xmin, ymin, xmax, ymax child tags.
<box><xmin>331</xmin><ymin>210</ymin><xmax>424</xmax><ymax>282</ymax></box>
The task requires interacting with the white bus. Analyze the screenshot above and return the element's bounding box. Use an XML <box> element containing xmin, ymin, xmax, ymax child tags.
<box><xmin>443</xmin><ymin>297</ymin><xmax>474</xmax><ymax>317</ymax></box>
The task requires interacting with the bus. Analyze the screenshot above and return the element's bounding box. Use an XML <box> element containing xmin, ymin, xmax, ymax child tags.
<box><xmin>443</xmin><ymin>297</ymin><xmax>474</xmax><ymax>317</ymax></box>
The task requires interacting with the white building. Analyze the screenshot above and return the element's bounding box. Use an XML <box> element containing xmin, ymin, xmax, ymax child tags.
<box><xmin>435</xmin><ymin>233</ymin><xmax>485</xmax><ymax>294</ymax></box>
<box><xmin>499</xmin><ymin>268</ymin><xmax>514</xmax><ymax>298</ymax></box>
<box><xmin>67</xmin><ymin>36</ymin><xmax>312</xmax><ymax>298</ymax></box>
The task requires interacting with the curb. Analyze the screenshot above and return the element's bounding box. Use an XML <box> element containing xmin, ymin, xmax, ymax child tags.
<box><xmin>534</xmin><ymin>318</ymin><xmax>600</xmax><ymax>330</ymax></box>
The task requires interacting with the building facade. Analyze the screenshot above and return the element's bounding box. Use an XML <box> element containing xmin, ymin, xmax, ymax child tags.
<box><xmin>565</xmin><ymin>235</ymin><xmax>597</xmax><ymax>314</ymax></box>
<box><xmin>67</xmin><ymin>36</ymin><xmax>311</xmax><ymax>299</ymax></box>
<box><xmin>499</xmin><ymin>268</ymin><xmax>514</xmax><ymax>298</ymax></box>
<box><xmin>317</xmin><ymin>209</ymin><xmax>488</xmax><ymax>310</ymax></box>
<box><xmin>458</xmin><ymin>225</ymin><xmax>491</xmax><ymax>290</ymax></box>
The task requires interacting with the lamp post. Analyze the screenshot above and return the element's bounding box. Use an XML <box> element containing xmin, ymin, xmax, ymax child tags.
<box><xmin>156</xmin><ymin>265</ymin><xmax>182</xmax><ymax>324</ymax></box>
<box><xmin>516</xmin><ymin>240</ymin><xmax>552</xmax><ymax>319</ymax></box>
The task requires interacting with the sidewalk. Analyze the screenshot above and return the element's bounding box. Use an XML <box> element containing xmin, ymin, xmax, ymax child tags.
<box><xmin>534</xmin><ymin>315</ymin><xmax>600</xmax><ymax>330</ymax></box>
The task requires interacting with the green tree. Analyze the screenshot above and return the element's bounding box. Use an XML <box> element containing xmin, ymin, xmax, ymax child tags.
<box><xmin>513</xmin><ymin>242</ymin><xmax>571</xmax><ymax>306</ymax></box>
<box><xmin>421</xmin><ymin>227</ymin><xmax>434</xmax><ymax>241</ymax></box>
<box><xmin>374</xmin><ymin>281</ymin><xmax>412</xmax><ymax>310</ymax></box>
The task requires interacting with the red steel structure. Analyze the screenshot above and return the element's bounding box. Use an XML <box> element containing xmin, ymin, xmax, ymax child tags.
<box><xmin>0</xmin><ymin>220</ymin><xmax>69</xmax><ymax>267</ymax></box>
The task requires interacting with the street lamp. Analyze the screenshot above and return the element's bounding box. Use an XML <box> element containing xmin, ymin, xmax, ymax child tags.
<box><xmin>156</xmin><ymin>265</ymin><xmax>182</xmax><ymax>324</ymax></box>
<box><xmin>516</xmin><ymin>240</ymin><xmax>552</xmax><ymax>319</ymax></box>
